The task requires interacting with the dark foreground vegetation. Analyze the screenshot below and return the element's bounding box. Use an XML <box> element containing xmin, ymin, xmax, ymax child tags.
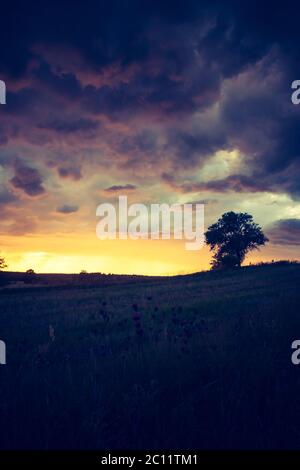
<box><xmin>1</xmin><ymin>263</ymin><xmax>300</xmax><ymax>449</ymax></box>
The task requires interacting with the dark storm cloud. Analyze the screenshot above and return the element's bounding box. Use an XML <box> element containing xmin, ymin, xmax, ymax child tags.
<box><xmin>197</xmin><ymin>175</ymin><xmax>269</xmax><ymax>194</ymax></box>
<box><xmin>10</xmin><ymin>161</ymin><xmax>45</xmax><ymax>196</ymax></box>
<box><xmin>2</xmin><ymin>1</ymin><xmax>294</xmax><ymax>77</ymax></box>
<box><xmin>0</xmin><ymin>1</ymin><xmax>298</xmax><ymax>92</ymax></box>
<box><xmin>161</xmin><ymin>172</ymin><xmax>267</xmax><ymax>193</ymax></box>
<box><xmin>267</xmin><ymin>219</ymin><xmax>300</xmax><ymax>246</ymax></box>
<box><xmin>0</xmin><ymin>1</ymin><xmax>206</xmax><ymax>77</ymax></box>
<box><xmin>166</xmin><ymin>127</ymin><xmax>228</xmax><ymax>167</ymax></box>
<box><xmin>6</xmin><ymin>88</ymin><xmax>40</xmax><ymax>115</ymax></box>
<box><xmin>57</xmin><ymin>166</ymin><xmax>82</xmax><ymax>181</ymax></box>
<box><xmin>38</xmin><ymin>117</ymin><xmax>99</xmax><ymax>134</ymax></box>
<box><xmin>116</xmin><ymin>130</ymin><xmax>158</xmax><ymax>160</ymax></box>
<box><xmin>33</xmin><ymin>62</ymin><xmax>83</xmax><ymax>100</ymax></box>
<box><xmin>104</xmin><ymin>184</ymin><xmax>137</xmax><ymax>192</ymax></box>
<box><xmin>56</xmin><ymin>204</ymin><xmax>79</xmax><ymax>214</ymax></box>
<box><xmin>1</xmin><ymin>0</ymin><xmax>300</xmax><ymax>202</ymax></box>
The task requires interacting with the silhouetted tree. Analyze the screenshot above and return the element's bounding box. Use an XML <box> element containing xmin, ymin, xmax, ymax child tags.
<box><xmin>26</xmin><ymin>269</ymin><xmax>35</xmax><ymax>275</ymax></box>
<box><xmin>25</xmin><ymin>269</ymin><xmax>36</xmax><ymax>284</ymax></box>
<box><xmin>0</xmin><ymin>256</ymin><xmax>8</xmax><ymax>286</ymax></box>
<box><xmin>205</xmin><ymin>212</ymin><xmax>268</xmax><ymax>270</ymax></box>
<box><xmin>0</xmin><ymin>256</ymin><xmax>7</xmax><ymax>271</ymax></box>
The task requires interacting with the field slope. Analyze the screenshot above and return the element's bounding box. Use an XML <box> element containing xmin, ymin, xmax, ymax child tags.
<box><xmin>1</xmin><ymin>264</ymin><xmax>300</xmax><ymax>449</ymax></box>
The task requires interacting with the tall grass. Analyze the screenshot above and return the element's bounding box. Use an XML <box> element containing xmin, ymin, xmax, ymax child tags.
<box><xmin>0</xmin><ymin>264</ymin><xmax>300</xmax><ymax>449</ymax></box>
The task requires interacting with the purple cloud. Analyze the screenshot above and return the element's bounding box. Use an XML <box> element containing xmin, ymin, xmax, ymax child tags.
<box><xmin>104</xmin><ymin>184</ymin><xmax>137</xmax><ymax>192</ymax></box>
<box><xmin>56</xmin><ymin>204</ymin><xmax>79</xmax><ymax>214</ymax></box>
<box><xmin>10</xmin><ymin>161</ymin><xmax>45</xmax><ymax>196</ymax></box>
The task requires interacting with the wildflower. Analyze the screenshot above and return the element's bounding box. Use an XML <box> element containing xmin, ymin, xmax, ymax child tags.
<box><xmin>136</xmin><ymin>327</ymin><xmax>144</xmax><ymax>336</ymax></box>
<box><xmin>49</xmin><ymin>325</ymin><xmax>55</xmax><ymax>342</ymax></box>
<box><xmin>132</xmin><ymin>313</ymin><xmax>141</xmax><ymax>322</ymax></box>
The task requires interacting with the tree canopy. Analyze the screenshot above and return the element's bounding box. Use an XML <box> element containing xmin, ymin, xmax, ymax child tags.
<box><xmin>0</xmin><ymin>257</ymin><xmax>7</xmax><ymax>271</ymax></box>
<box><xmin>205</xmin><ymin>212</ymin><xmax>268</xmax><ymax>269</ymax></box>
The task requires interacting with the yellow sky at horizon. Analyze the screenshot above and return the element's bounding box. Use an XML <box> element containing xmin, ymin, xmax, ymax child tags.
<box><xmin>1</xmin><ymin>232</ymin><xmax>300</xmax><ymax>276</ymax></box>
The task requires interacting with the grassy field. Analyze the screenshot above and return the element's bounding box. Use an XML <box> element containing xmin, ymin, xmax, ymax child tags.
<box><xmin>1</xmin><ymin>263</ymin><xmax>300</xmax><ymax>449</ymax></box>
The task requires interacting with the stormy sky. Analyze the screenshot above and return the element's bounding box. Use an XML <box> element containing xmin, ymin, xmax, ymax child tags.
<box><xmin>0</xmin><ymin>0</ymin><xmax>300</xmax><ymax>274</ymax></box>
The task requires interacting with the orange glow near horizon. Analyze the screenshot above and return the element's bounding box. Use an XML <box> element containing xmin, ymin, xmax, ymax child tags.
<box><xmin>1</xmin><ymin>234</ymin><xmax>211</xmax><ymax>275</ymax></box>
<box><xmin>1</xmin><ymin>233</ymin><xmax>299</xmax><ymax>276</ymax></box>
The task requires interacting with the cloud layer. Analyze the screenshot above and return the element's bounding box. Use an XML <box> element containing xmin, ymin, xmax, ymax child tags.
<box><xmin>0</xmin><ymin>0</ymin><xmax>299</xmax><ymax>257</ymax></box>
